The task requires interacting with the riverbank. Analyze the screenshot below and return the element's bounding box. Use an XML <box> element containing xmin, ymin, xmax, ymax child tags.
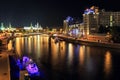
<box><xmin>57</xmin><ymin>35</ymin><xmax>120</xmax><ymax>49</ymax></box>
<box><xmin>0</xmin><ymin>51</ymin><xmax>11</xmax><ymax>80</ymax></box>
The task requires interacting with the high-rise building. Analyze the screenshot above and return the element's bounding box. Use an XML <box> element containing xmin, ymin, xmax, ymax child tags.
<box><xmin>99</xmin><ymin>11</ymin><xmax>120</xmax><ymax>27</ymax></box>
<box><xmin>83</xmin><ymin>6</ymin><xmax>99</xmax><ymax>36</ymax></box>
<box><xmin>83</xmin><ymin>13</ymin><xmax>99</xmax><ymax>35</ymax></box>
<box><xmin>63</xmin><ymin>20</ymin><xmax>69</xmax><ymax>34</ymax></box>
<box><xmin>83</xmin><ymin>6</ymin><xmax>120</xmax><ymax>37</ymax></box>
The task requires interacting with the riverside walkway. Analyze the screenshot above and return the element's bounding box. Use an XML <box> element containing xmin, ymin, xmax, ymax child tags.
<box><xmin>0</xmin><ymin>49</ymin><xmax>29</xmax><ymax>80</ymax></box>
<box><xmin>0</xmin><ymin>51</ymin><xmax>10</xmax><ymax>80</ymax></box>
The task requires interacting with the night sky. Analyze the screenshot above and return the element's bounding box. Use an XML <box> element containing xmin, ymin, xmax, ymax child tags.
<box><xmin>0</xmin><ymin>0</ymin><xmax>119</xmax><ymax>27</ymax></box>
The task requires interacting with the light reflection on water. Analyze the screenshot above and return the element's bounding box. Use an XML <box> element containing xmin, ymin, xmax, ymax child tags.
<box><xmin>79</xmin><ymin>46</ymin><xmax>85</xmax><ymax>66</ymax></box>
<box><xmin>104</xmin><ymin>51</ymin><xmax>112</xmax><ymax>76</ymax></box>
<box><xmin>68</xmin><ymin>43</ymin><xmax>73</xmax><ymax>65</ymax></box>
<box><xmin>7</xmin><ymin>35</ymin><xmax>120</xmax><ymax>80</ymax></box>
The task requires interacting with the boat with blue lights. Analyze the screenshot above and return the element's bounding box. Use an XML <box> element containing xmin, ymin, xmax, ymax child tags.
<box><xmin>17</xmin><ymin>56</ymin><xmax>40</xmax><ymax>78</ymax></box>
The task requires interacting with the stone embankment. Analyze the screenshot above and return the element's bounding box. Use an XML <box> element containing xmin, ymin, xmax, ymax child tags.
<box><xmin>57</xmin><ymin>35</ymin><xmax>120</xmax><ymax>49</ymax></box>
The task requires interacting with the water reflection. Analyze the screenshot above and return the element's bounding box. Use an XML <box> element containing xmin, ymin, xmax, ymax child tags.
<box><xmin>79</xmin><ymin>46</ymin><xmax>85</xmax><ymax>66</ymax></box>
<box><xmin>85</xmin><ymin>47</ymin><xmax>94</xmax><ymax>73</ymax></box>
<box><xmin>51</xmin><ymin>38</ymin><xmax>59</xmax><ymax>66</ymax></box>
<box><xmin>68</xmin><ymin>43</ymin><xmax>74</xmax><ymax>65</ymax></box>
<box><xmin>7</xmin><ymin>40</ymin><xmax>13</xmax><ymax>50</ymax></box>
<box><xmin>28</xmin><ymin>37</ymin><xmax>32</xmax><ymax>54</ymax></box>
<box><xmin>104</xmin><ymin>51</ymin><xmax>112</xmax><ymax>76</ymax></box>
<box><xmin>6</xmin><ymin>35</ymin><xmax>119</xmax><ymax>80</ymax></box>
<box><xmin>59</xmin><ymin>42</ymin><xmax>66</xmax><ymax>60</ymax></box>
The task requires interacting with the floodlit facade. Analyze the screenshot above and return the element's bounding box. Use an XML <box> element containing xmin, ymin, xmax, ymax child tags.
<box><xmin>63</xmin><ymin>16</ymin><xmax>84</xmax><ymax>37</ymax></box>
<box><xmin>83</xmin><ymin>6</ymin><xmax>120</xmax><ymax>37</ymax></box>
<box><xmin>63</xmin><ymin>20</ymin><xmax>69</xmax><ymax>34</ymax></box>
<box><xmin>99</xmin><ymin>11</ymin><xmax>120</xmax><ymax>27</ymax></box>
<box><xmin>24</xmin><ymin>23</ymin><xmax>43</xmax><ymax>31</ymax></box>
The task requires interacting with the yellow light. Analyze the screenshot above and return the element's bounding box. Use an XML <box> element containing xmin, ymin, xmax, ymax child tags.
<box><xmin>104</xmin><ymin>51</ymin><xmax>112</xmax><ymax>75</ymax></box>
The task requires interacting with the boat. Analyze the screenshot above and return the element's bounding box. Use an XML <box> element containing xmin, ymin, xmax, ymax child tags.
<box><xmin>54</xmin><ymin>37</ymin><xmax>63</xmax><ymax>43</ymax></box>
<box><xmin>17</xmin><ymin>56</ymin><xmax>40</xmax><ymax>77</ymax></box>
<box><xmin>54</xmin><ymin>37</ymin><xmax>60</xmax><ymax>43</ymax></box>
<box><xmin>26</xmin><ymin>62</ymin><xmax>39</xmax><ymax>76</ymax></box>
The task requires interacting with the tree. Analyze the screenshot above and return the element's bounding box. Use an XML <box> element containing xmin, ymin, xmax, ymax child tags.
<box><xmin>98</xmin><ymin>25</ymin><xmax>107</xmax><ymax>33</ymax></box>
<box><xmin>110</xmin><ymin>26</ymin><xmax>120</xmax><ymax>43</ymax></box>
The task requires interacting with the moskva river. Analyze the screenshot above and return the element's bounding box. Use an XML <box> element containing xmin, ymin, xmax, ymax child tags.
<box><xmin>8</xmin><ymin>34</ymin><xmax>120</xmax><ymax>80</ymax></box>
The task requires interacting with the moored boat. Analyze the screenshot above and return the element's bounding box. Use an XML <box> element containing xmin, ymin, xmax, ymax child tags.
<box><xmin>17</xmin><ymin>56</ymin><xmax>40</xmax><ymax>77</ymax></box>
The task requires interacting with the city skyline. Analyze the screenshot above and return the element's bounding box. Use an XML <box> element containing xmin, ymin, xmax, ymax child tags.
<box><xmin>0</xmin><ymin>0</ymin><xmax>119</xmax><ymax>27</ymax></box>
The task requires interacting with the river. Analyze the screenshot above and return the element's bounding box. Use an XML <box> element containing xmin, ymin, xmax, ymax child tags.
<box><xmin>7</xmin><ymin>34</ymin><xmax>120</xmax><ymax>80</ymax></box>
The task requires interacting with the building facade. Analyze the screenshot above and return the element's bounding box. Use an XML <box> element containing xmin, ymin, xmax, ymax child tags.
<box><xmin>83</xmin><ymin>6</ymin><xmax>120</xmax><ymax>37</ymax></box>
<box><xmin>63</xmin><ymin>20</ymin><xmax>69</xmax><ymax>34</ymax></box>
<box><xmin>99</xmin><ymin>11</ymin><xmax>120</xmax><ymax>27</ymax></box>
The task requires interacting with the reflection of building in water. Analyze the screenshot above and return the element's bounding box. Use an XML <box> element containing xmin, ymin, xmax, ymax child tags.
<box><xmin>68</xmin><ymin>43</ymin><xmax>74</xmax><ymax>65</ymax></box>
<box><xmin>51</xmin><ymin>39</ymin><xmax>59</xmax><ymax>66</ymax></box>
<box><xmin>28</xmin><ymin>37</ymin><xmax>32</xmax><ymax>54</ymax></box>
<box><xmin>7</xmin><ymin>40</ymin><xmax>13</xmax><ymax>50</ymax></box>
<box><xmin>85</xmin><ymin>47</ymin><xmax>94</xmax><ymax>73</ymax></box>
<box><xmin>59</xmin><ymin>42</ymin><xmax>66</xmax><ymax>61</ymax></box>
<box><xmin>79</xmin><ymin>46</ymin><xmax>85</xmax><ymax>66</ymax></box>
<box><xmin>16</xmin><ymin>38</ymin><xmax>22</xmax><ymax>56</ymax></box>
<box><xmin>104</xmin><ymin>51</ymin><xmax>112</xmax><ymax>76</ymax></box>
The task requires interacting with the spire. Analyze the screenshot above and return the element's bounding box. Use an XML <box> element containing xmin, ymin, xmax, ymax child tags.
<box><xmin>0</xmin><ymin>22</ymin><xmax>5</xmax><ymax>30</ymax></box>
<box><xmin>30</xmin><ymin>23</ymin><xmax>33</xmax><ymax>29</ymax></box>
<box><xmin>37</xmin><ymin>22</ymin><xmax>39</xmax><ymax>28</ymax></box>
<box><xmin>9</xmin><ymin>23</ymin><xmax>12</xmax><ymax>29</ymax></box>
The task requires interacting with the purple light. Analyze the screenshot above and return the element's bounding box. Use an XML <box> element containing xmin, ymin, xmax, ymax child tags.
<box><xmin>17</xmin><ymin>56</ymin><xmax>40</xmax><ymax>76</ymax></box>
<box><xmin>22</xmin><ymin>56</ymin><xmax>30</xmax><ymax>67</ymax></box>
<box><xmin>23</xmin><ymin>56</ymin><xmax>30</xmax><ymax>63</ymax></box>
<box><xmin>26</xmin><ymin>63</ymin><xmax>39</xmax><ymax>74</ymax></box>
<box><xmin>66</xmin><ymin>16</ymin><xmax>73</xmax><ymax>22</ymax></box>
<box><xmin>84</xmin><ymin>9</ymin><xmax>95</xmax><ymax>14</ymax></box>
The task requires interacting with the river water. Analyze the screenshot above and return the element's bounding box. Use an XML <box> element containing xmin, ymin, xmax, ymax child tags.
<box><xmin>7</xmin><ymin>34</ymin><xmax>120</xmax><ymax>80</ymax></box>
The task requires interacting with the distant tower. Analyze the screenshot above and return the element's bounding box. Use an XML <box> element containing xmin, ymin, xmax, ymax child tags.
<box><xmin>30</xmin><ymin>23</ymin><xmax>33</xmax><ymax>29</ymax></box>
<box><xmin>9</xmin><ymin>23</ymin><xmax>12</xmax><ymax>29</ymax></box>
<box><xmin>36</xmin><ymin>22</ymin><xmax>39</xmax><ymax>28</ymax></box>
<box><xmin>30</xmin><ymin>23</ymin><xmax>33</xmax><ymax>32</ymax></box>
<box><xmin>0</xmin><ymin>23</ymin><xmax>5</xmax><ymax>30</ymax></box>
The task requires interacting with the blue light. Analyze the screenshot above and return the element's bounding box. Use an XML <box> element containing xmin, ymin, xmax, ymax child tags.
<box><xmin>26</xmin><ymin>63</ymin><xmax>39</xmax><ymax>75</ymax></box>
<box><xmin>66</xmin><ymin>16</ymin><xmax>73</xmax><ymax>22</ymax></box>
<box><xmin>17</xmin><ymin>56</ymin><xmax>40</xmax><ymax>77</ymax></box>
<box><xmin>23</xmin><ymin>56</ymin><xmax>30</xmax><ymax>63</ymax></box>
<box><xmin>17</xmin><ymin>59</ymin><xmax>24</xmax><ymax>70</ymax></box>
<box><xmin>84</xmin><ymin>9</ymin><xmax>95</xmax><ymax>14</ymax></box>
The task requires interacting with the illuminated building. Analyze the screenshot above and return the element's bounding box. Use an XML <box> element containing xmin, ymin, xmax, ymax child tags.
<box><xmin>0</xmin><ymin>23</ymin><xmax>5</xmax><ymax>31</ymax></box>
<box><xmin>63</xmin><ymin>16</ymin><xmax>73</xmax><ymax>34</ymax></box>
<box><xmin>83</xmin><ymin>6</ymin><xmax>120</xmax><ymax>37</ymax></box>
<box><xmin>24</xmin><ymin>22</ymin><xmax>43</xmax><ymax>31</ymax></box>
<box><xmin>63</xmin><ymin>16</ymin><xmax>84</xmax><ymax>37</ymax></box>
<box><xmin>63</xmin><ymin>20</ymin><xmax>68</xmax><ymax>34</ymax></box>
<box><xmin>99</xmin><ymin>11</ymin><xmax>120</xmax><ymax>27</ymax></box>
<box><xmin>68</xmin><ymin>23</ymin><xmax>84</xmax><ymax>37</ymax></box>
<box><xmin>83</xmin><ymin>6</ymin><xmax>99</xmax><ymax>36</ymax></box>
